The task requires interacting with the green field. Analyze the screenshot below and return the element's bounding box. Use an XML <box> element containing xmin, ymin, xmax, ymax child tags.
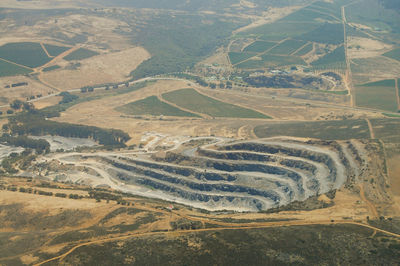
<box><xmin>293</xmin><ymin>42</ymin><xmax>313</xmax><ymax>56</ymax></box>
<box><xmin>162</xmin><ymin>88</ymin><xmax>270</xmax><ymax>118</ymax></box>
<box><xmin>246</xmin><ymin>22</ymin><xmax>320</xmax><ymax>41</ymax></box>
<box><xmin>0</xmin><ymin>59</ymin><xmax>32</xmax><ymax>77</ymax></box>
<box><xmin>383</xmin><ymin>48</ymin><xmax>400</xmax><ymax>61</ymax></box>
<box><xmin>280</xmin><ymin>8</ymin><xmax>340</xmax><ymax>23</ymax></box>
<box><xmin>355</xmin><ymin>81</ymin><xmax>398</xmax><ymax>112</ymax></box>
<box><xmin>228</xmin><ymin>52</ymin><xmax>256</xmax><ymax>65</ymax></box>
<box><xmin>0</xmin><ymin>42</ymin><xmax>51</xmax><ymax>68</ymax></box>
<box><xmin>43</xmin><ymin>44</ymin><xmax>70</xmax><ymax>57</ymax></box>
<box><xmin>311</xmin><ymin>45</ymin><xmax>346</xmax><ymax>69</ymax></box>
<box><xmin>268</xmin><ymin>39</ymin><xmax>307</xmax><ymax>55</ymax></box>
<box><xmin>359</xmin><ymin>79</ymin><xmax>395</xmax><ymax>87</ymax></box>
<box><xmin>42</xmin><ymin>65</ymin><xmax>61</xmax><ymax>72</ymax></box>
<box><xmin>370</xmin><ymin>118</ymin><xmax>400</xmax><ymax>143</ymax></box>
<box><xmin>254</xmin><ymin>119</ymin><xmax>370</xmax><ymax>140</ymax></box>
<box><xmin>63</xmin><ymin>48</ymin><xmax>99</xmax><ymax>61</ymax></box>
<box><xmin>243</xmin><ymin>41</ymin><xmax>276</xmax><ymax>53</ymax></box>
<box><xmin>115</xmin><ymin>96</ymin><xmax>199</xmax><ymax>117</ymax></box>
<box><xmin>298</xmin><ymin>23</ymin><xmax>344</xmax><ymax>45</ymax></box>
<box><xmin>237</xmin><ymin>54</ymin><xmax>306</xmax><ymax>69</ymax></box>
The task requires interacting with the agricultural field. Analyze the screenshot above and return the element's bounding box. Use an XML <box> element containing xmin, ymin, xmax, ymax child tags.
<box><xmin>43</xmin><ymin>43</ymin><xmax>70</xmax><ymax>57</ymax></box>
<box><xmin>228</xmin><ymin>52</ymin><xmax>257</xmax><ymax>65</ymax></box>
<box><xmin>237</xmin><ymin>54</ymin><xmax>306</xmax><ymax>69</ymax></box>
<box><xmin>383</xmin><ymin>48</ymin><xmax>400</xmax><ymax>61</ymax></box>
<box><xmin>0</xmin><ymin>42</ymin><xmax>51</xmax><ymax>68</ymax></box>
<box><xmin>268</xmin><ymin>39</ymin><xmax>307</xmax><ymax>55</ymax></box>
<box><xmin>311</xmin><ymin>45</ymin><xmax>346</xmax><ymax>69</ymax></box>
<box><xmin>243</xmin><ymin>41</ymin><xmax>277</xmax><ymax>53</ymax></box>
<box><xmin>162</xmin><ymin>88</ymin><xmax>270</xmax><ymax>119</ymax></box>
<box><xmin>297</xmin><ymin>23</ymin><xmax>344</xmax><ymax>45</ymax></box>
<box><xmin>63</xmin><ymin>48</ymin><xmax>99</xmax><ymax>61</ymax></box>
<box><xmin>293</xmin><ymin>42</ymin><xmax>313</xmax><ymax>56</ymax></box>
<box><xmin>0</xmin><ymin>59</ymin><xmax>32</xmax><ymax>77</ymax></box>
<box><xmin>254</xmin><ymin>119</ymin><xmax>370</xmax><ymax>140</ymax></box>
<box><xmin>280</xmin><ymin>6</ymin><xmax>341</xmax><ymax>23</ymax></box>
<box><xmin>115</xmin><ymin>96</ymin><xmax>199</xmax><ymax>117</ymax></box>
<box><xmin>355</xmin><ymin>79</ymin><xmax>398</xmax><ymax>112</ymax></box>
<box><xmin>370</xmin><ymin>118</ymin><xmax>400</xmax><ymax>143</ymax></box>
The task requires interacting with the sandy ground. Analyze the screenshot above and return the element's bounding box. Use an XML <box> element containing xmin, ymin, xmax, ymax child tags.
<box><xmin>347</xmin><ymin>37</ymin><xmax>393</xmax><ymax>59</ymax></box>
<box><xmin>41</xmin><ymin>47</ymin><xmax>150</xmax><ymax>90</ymax></box>
<box><xmin>33</xmin><ymin>96</ymin><xmax>62</xmax><ymax>109</ymax></box>
<box><xmin>0</xmin><ymin>190</ymin><xmax>106</xmax><ymax>213</ymax></box>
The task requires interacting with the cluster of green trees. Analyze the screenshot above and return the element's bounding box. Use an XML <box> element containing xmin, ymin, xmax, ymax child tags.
<box><xmin>6</xmin><ymin>110</ymin><xmax>130</xmax><ymax>147</ymax></box>
<box><xmin>59</xmin><ymin>91</ymin><xmax>79</xmax><ymax>104</ymax></box>
<box><xmin>0</xmin><ymin>134</ymin><xmax>50</xmax><ymax>154</ymax></box>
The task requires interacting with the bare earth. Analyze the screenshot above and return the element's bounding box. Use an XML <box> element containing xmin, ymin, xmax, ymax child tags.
<box><xmin>347</xmin><ymin>37</ymin><xmax>393</xmax><ymax>59</ymax></box>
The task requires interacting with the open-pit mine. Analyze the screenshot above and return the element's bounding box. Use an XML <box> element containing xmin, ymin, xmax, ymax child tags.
<box><xmin>34</xmin><ymin>136</ymin><xmax>366</xmax><ymax>212</ymax></box>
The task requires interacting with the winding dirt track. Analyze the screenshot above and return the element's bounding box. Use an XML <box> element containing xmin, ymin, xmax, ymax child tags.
<box><xmin>33</xmin><ymin>219</ymin><xmax>400</xmax><ymax>266</ymax></box>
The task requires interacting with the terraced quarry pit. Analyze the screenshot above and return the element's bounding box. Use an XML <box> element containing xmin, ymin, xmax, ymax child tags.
<box><xmin>37</xmin><ymin>136</ymin><xmax>365</xmax><ymax>212</ymax></box>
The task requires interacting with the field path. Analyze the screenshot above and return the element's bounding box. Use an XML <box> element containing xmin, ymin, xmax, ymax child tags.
<box><xmin>0</xmin><ymin>57</ymin><xmax>33</xmax><ymax>70</ymax></box>
<box><xmin>233</xmin><ymin>38</ymin><xmax>289</xmax><ymax>66</ymax></box>
<box><xmin>395</xmin><ymin>78</ymin><xmax>400</xmax><ymax>110</ymax></box>
<box><xmin>40</xmin><ymin>42</ymin><xmax>53</xmax><ymax>58</ymax></box>
<box><xmin>341</xmin><ymin>5</ymin><xmax>354</xmax><ymax>107</ymax></box>
<box><xmin>33</xmin><ymin>219</ymin><xmax>400</xmax><ymax>266</ymax></box>
<box><xmin>365</xmin><ymin>118</ymin><xmax>375</xmax><ymax>139</ymax></box>
<box><xmin>38</xmin><ymin>46</ymin><xmax>78</xmax><ymax>70</ymax></box>
<box><xmin>359</xmin><ymin>184</ymin><xmax>378</xmax><ymax>218</ymax></box>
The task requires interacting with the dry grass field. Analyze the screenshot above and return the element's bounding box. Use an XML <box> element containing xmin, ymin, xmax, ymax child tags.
<box><xmin>40</xmin><ymin>47</ymin><xmax>150</xmax><ymax>90</ymax></box>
